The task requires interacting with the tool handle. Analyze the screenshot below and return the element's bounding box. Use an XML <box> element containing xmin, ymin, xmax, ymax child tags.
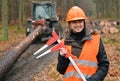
<box><xmin>34</xmin><ymin>44</ymin><xmax>48</xmax><ymax>55</ymax></box>
<box><xmin>51</xmin><ymin>42</ymin><xmax>64</xmax><ymax>52</ymax></box>
<box><xmin>45</xmin><ymin>31</ymin><xmax>59</xmax><ymax>46</ymax></box>
<box><xmin>52</xmin><ymin>31</ymin><xmax>59</xmax><ymax>40</ymax></box>
<box><xmin>68</xmin><ymin>56</ymin><xmax>87</xmax><ymax>81</ymax></box>
<box><xmin>46</xmin><ymin>37</ymin><xmax>56</xmax><ymax>46</ymax></box>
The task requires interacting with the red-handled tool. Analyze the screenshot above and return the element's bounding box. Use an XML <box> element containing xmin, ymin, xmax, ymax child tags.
<box><xmin>34</xmin><ymin>31</ymin><xmax>87</xmax><ymax>81</ymax></box>
<box><xmin>34</xmin><ymin>31</ymin><xmax>59</xmax><ymax>55</ymax></box>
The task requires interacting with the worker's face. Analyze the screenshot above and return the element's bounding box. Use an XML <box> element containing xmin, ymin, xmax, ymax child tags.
<box><xmin>69</xmin><ymin>19</ymin><xmax>85</xmax><ymax>33</ymax></box>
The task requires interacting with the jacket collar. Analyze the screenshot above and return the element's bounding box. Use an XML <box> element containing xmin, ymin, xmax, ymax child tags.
<box><xmin>64</xmin><ymin>27</ymin><xmax>92</xmax><ymax>45</ymax></box>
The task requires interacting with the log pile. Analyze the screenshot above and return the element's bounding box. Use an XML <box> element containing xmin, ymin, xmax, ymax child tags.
<box><xmin>88</xmin><ymin>20</ymin><xmax>120</xmax><ymax>34</ymax></box>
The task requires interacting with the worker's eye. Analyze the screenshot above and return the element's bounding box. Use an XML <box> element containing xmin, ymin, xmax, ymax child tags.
<box><xmin>78</xmin><ymin>20</ymin><xmax>84</xmax><ymax>23</ymax></box>
<box><xmin>70</xmin><ymin>20</ymin><xmax>84</xmax><ymax>24</ymax></box>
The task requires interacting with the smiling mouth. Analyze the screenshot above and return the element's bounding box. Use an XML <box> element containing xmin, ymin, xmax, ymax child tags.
<box><xmin>74</xmin><ymin>27</ymin><xmax>81</xmax><ymax>30</ymax></box>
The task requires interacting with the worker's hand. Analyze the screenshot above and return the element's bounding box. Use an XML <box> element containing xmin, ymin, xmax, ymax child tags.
<box><xmin>59</xmin><ymin>48</ymin><xmax>68</xmax><ymax>56</ymax></box>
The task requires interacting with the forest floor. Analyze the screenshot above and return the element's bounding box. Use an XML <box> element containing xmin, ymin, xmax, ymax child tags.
<box><xmin>0</xmin><ymin>26</ymin><xmax>120</xmax><ymax>81</ymax></box>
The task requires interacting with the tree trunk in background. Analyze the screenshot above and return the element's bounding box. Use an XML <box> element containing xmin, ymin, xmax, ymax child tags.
<box><xmin>9</xmin><ymin>0</ymin><xmax>15</xmax><ymax>25</ymax></box>
<box><xmin>18</xmin><ymin>0</ymin><xmax>22</xmax><ymax>29</ymax></box>
<box><xmin>56</xmin><ymin>0</ymin><xmax>64</xmax><ymax>21</ymax></box>
<box><xmin>24</xmin><ymin>0</ymin><xmax>32</xmax><ymax>18</ymax></box>
<box><xmin>0</xmin><ymin>0</ymin><xmax>1</xmax><ymax>22</ymax></box>
<box><xmin>105</xmin><ymin>0</ymin><xmax>111</xmax><ymax>17</ymax></box>
<box><xmin>18</xmin><ymin>0</ymin><xmax>24</xmax><ymax>29</ymax></box>
<box><xmin>2</xmin><ymin>0</ymin><xmax>8</xmax><ymax>40</ymax></box>
<box><xmin>15</xmin><ymin>0</ymin><xmax>19</xmax><ymax>24</ymax></box>
<box><xmin>1</xmin><ymin>0</ymin><xmax>120</xmax><ymax>25</ymax></box>
<box><xmin>52</xmin><ymin>0</ymin><xmax>55</xmax><ymax>3</ymax></box>
<box><xmin>22</xmin><ymin>0</ymin><xmax>25</xmax><ymax>26</ymax></box>
<box><xmin>114</xmin><ymin>0</ymin><xmax>119</xmax><ymax>18</ymax></box>
<box><xmin>95</xmin><ymin>0</ymin><xmax>120</xmax><ymax>18</ymax></box>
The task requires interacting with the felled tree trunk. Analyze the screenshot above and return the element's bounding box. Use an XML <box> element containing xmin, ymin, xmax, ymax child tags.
<box><xmin>0</xmin><ymin>25</ymin><xmax>45</xmax><ymax>80</ymax></box>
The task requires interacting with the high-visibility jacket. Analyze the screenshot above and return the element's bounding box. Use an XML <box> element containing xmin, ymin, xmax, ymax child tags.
<box><xmin>63</xmin><ymin>34</ymin><xmax>100</xmax><ymax>81</ymax></box>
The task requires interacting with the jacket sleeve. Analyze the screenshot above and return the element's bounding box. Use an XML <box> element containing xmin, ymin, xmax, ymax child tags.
<box><xmin>87</xmin><ymin>38</ymin><xmax>110</xmax><ymax>81</ymax></box>
<box><xmin>57</xmin><ymin>52</ymin><xmax>70</xmax><ymax>74</ymax></box>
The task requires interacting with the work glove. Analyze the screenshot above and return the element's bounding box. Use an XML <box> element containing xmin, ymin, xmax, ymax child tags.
<box><xmin>59</xmin><ymin>48</ymin><xmax>68</xmax><ymax>56</ymax></box>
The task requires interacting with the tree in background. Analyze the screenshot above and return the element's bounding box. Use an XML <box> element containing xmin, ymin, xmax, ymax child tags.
<box><xmin>18</xmin><ymin>0</ymin><xmax>24</xmax><ymax>29</ymax></box>
<box><xmin>0</xmin><ymin>0</ymin><xmax>120</xmax><ymax>27</ymax></box>
<box><xmin>2</xmin><ymin>0</ymin><xmax>8</xmax><ymax>40</ymax></box>
<box><xmin>113</xmin><ymin>0</ymin><xmax>120</xmax><ymax>18</ymax></box>
<box><xmin>8</xmin><ymin>0</ymin><xmax>17</xmax><ymax>25</ymax></box>
<box><xmin>0</xmin><ymin>1</ymin><xmax>1</xmax><ymax>22</ymax></box>
<box><xmin>56</xmin><ymin>0</ymin><xmax>96</xmax><ymax>21</ymax></box>
<box><xmin>95</xmin><ymin>0</ymin><xmax>120</xmax><ymax>18</ymax></box>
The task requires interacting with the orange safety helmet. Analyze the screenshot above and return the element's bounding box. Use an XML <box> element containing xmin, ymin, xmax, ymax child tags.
<box><xmin>66</xmin><ymin>6</ymin><xmax>87</xmax><ymax>22</ymax></box>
